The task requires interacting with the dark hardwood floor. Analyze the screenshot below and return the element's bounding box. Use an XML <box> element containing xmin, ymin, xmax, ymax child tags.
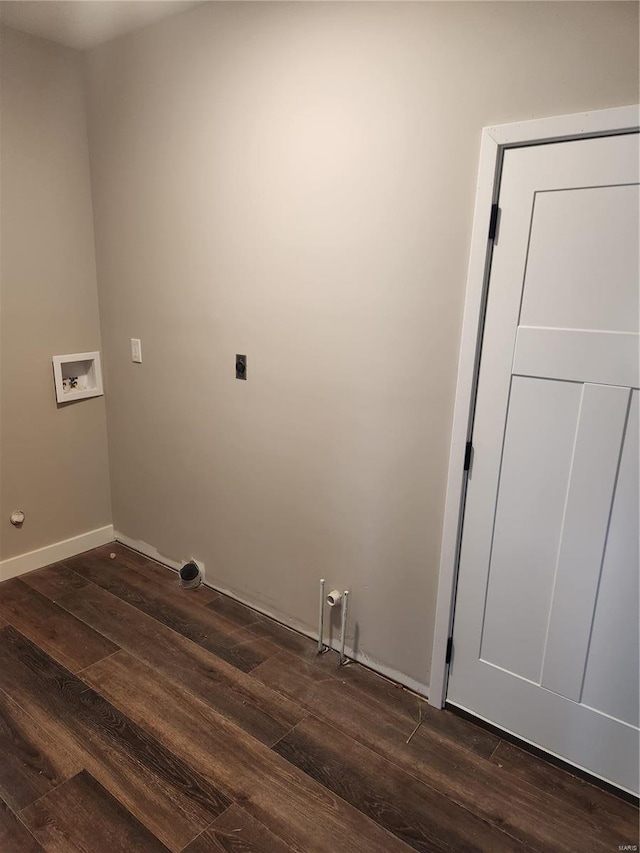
<box><xmin>0</xmin><ymin>544</ymin><xmax>637</xmax><ymax>852</ymax></box>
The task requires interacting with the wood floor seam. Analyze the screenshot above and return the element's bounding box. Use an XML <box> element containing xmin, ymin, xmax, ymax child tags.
<box><xmin>176</xmin><ymin>825</ymin><xmax>210</xmax><ymax>853</ymax></box>
<box><xmin>6</xmin><ymin>801</ymin><xmax>43</xmax><ymax>851</ymax></box>
<box><xmin>252</xmin><ymin>652</ymin><xmax>639</xmax><ymax>851</ymax></box>
<box><xmin>60</xmin><ymin>559</ymin><xmax>269</xmax><ymax>670</ymax></box>
<box><xmin>489</xmin><ymin>737</ymin><xmax>504</xmax><ymax>762</ymax></box>
<box><xmin>83</xmin><ymin>648</ymin><xmax>309</xmax><ymax>764</ymax></box>
<box><xmin>251</xmin><ymin>654</ymin><xmax>506</xmax><ymax>781</ymax></box>
<box><xmin>57</xmin><ymin>588</ymin><xmax>309</xmax><ymax>747</ymax></box>
<box><xmin>80</xmin><ymin>651</ymin><xmax>418</xmax><ymax>853</ymax></box>
<box><xmin>20</xmin><ymin>769</ymin><xmax>172</xmax><ymax>851</ymax></box>
<box><xmin>0</xmin><ymin>547</ymin><xmax>635</xmax><ymax>853</ymax></box>
<box><xmin>273</xmin><ymin>711</ymin><xmax>535</xmax><ymax>853</ymax></box>
<box><xmin>0</xmin><ymin>625</ymin><xmax>231</xmax><ymax>851</ymax></box>
<box><xmin>16</xmin><ymin>772</ymin><xmax>85</xmax><ymax>818</ymax></box>
<box><xmin>266</xmin><ymin>712</ymin><xmax>312</xmax><ymax>751</ymax></box>
<box><xmin>75</xmin><ymin>649</ymin><xmax>123</xmax><ymax>675</ymax></box>
<box><xmin>178</xmin><ymin>806</ymin><xmax>238</xmax><ymax>853</ymax></box>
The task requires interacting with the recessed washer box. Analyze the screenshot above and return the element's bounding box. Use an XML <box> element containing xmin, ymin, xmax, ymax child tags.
<box><xmin>52</xmin><ymin>351</ymin><xmax>104</xmax><ymax>403</ymax></box>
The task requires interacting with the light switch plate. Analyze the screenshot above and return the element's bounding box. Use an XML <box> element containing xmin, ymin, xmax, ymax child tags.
<box><xmin>131</xmin><ymin>338</ymin><xmax>142</xmax><ymax>363</ymax></box>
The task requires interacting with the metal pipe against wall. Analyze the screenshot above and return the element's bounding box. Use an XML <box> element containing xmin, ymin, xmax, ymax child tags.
<box><xmin>317</xmin><ymin>578</ymin><xmax>326</xmax><ymax>654</ymax></box>
<box><xmin>339</xmin><ymin>589</ymin><xmax>350</xmax><ymax>666</ymax></box>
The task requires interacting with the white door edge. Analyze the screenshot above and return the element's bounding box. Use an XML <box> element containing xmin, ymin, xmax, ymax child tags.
<box><xmin>429</xmin><ymin>104</ymin><xmax>640</xmax><ymax>711</ymax></box>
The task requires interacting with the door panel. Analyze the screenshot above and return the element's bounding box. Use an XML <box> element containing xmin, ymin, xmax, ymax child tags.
<box><xmin>513</xmin><ymin>327</ymin><xmax>639</xmax><ymax>388</ymax></box>
<box><xmin>480</xmin><ymin>376</ymin><xmax>581</xmax><ymax>681</ymax></box>
<box><xmin>520</xmin><ymin>184</ymin><xmax>639</xmax><ymax>333</ymax></box>
<box><xmin>581</xmin><ymin>390</ymin><xmax>639</xmax><ymax>727</ymax></box>
<box><xmin>448</xmin><ymin>132</ymin><xmax>640</xmax><ymax>794</ymax></box>
<box><xmin>540</xmin><ymin>383</ymin><xmax>630</xmax><ymax>701</ymax></box>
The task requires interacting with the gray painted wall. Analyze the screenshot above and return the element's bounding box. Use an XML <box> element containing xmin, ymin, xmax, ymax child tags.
<box><xmin>1</xmin><ymin>27</ymin><xmax>112</xmax><ymax>562</ymax></box>
<box><xmin>81</xmin><ymin>1</ymin><xmax>638</xmax><ymax>689</ymax></box>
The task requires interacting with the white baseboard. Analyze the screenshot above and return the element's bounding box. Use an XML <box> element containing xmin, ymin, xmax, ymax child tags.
<box><xmin>0</xmin><ymin>524</ymin><xmax>115</xmax><ymax>582</ymax></box>
<box><xmin>114</xmin><ymin>529</ymin><xmax>429</xmax><ymax>699</ymax></box>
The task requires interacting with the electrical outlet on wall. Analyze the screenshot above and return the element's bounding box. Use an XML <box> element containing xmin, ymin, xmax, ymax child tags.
<box><xmin>235</xmin><ymin>354</ymin><xmax>247</xmax><ymax>380</ymax></box>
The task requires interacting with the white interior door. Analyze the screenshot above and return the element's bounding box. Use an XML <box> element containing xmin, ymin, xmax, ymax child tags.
<box><xmin>447</xmin><ymin>132</ymin><xmax>639</xmax><ymax>795</ymax></box>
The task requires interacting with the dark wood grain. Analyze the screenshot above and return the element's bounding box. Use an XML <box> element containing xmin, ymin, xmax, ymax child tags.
<box><xmin>21</xmin><ymin>564</ymin><xmax>89</xmax><ymax>601</ymax></box>
<box><xmin>0</xmin><ymin>549</ymin><xmax>635</xmax><ymax>853</ymax></box>
<box><xmin>244</xmin><ymin>620</ymin><xmax>499</xmax><ymax>758</ymax></box>
<box><xmin>113</xmin><ymin>543</ymin><xmax>221</xmax><ymax>601</ymax></box>
<box><xmin>0</xmin><ymin>581</ymin><xmax>118</xmax><ymax>672</ymax></box>
<box><xmin>0</xmin><ymin>578</ymin><xmax>31</xmax><ymax>605</ymax></box>
<box><xmin>183</xmin><ymin>805</ymin><xmax>293</xmax><ymax>853</ymax></box>
<box><xmin>315</xmin><ymin>648</ymin><xmax>422</xmax><ymax>716</ymax></box>
<box><xmin>251</xmin><ymin>615</ymin><xmax>497</xmax><ymax>757</ymax></box>
<box><xmin>83</xmin><ymin>650</ymin><xmax>415</xmax><ymax>853</ymax></box>
<box><xmin>0</xmin><ymin>687</ymin><xmax>82</xmax><ymax>810</ymax></box>
<box><xmin>340</xmin><ymin>666</ymin><xmax>500</xmax><ymax>758</ymax></box>
<box><xmin>205</xmin><ymin>595</ymin><xmax>264</xmax><ymax>628</ymax></box>
<box><xmin>246</xmin><ymin>617</ymin><xmax>318</xmax><ymax>658</ymax></box>
<box><xmin>65</xmin><ymin>545</ymin><xmax>219</xmax><ymax>602</ymax></box>
<box><xmin>0</xmin><ymin>797</ymin><xmax>43</xmax><ymax>853</ymax></box>
<box><xmin>312</xmin><ymin>651</ymin><xmax>500</xmax><ymax>758</ymax></box>
<box><xmin>275</xmin><ymin>715</ymin><xmax>525</xmax><ymax>852</ymax></box>
<box><xmin>59</xmin><ymin>585</ymin><xmax>305</xmax><ymax>745</ymax></box>
<box><xmin>0</xmin><ymin>626</ymin><xmax>229</xmax><ymax>851</ymax></box>
<box><xmin>63</xmin><ymin>552</ymin><xmax>276</xmax><ymax>671</ymax></box>
<box><xmin>20</xmin><ymin>770</ymin><xmax>170</xmax><ymax>852</ymax></box>
<box><xmin>253</xmin><ymin>652</ymin><xmax>635</xmax><ymax>853</ymax></box>
<box><xmin>490</xmin><ymin>741</ymin><xmax>640</xmax><ymax>846</ymax></box>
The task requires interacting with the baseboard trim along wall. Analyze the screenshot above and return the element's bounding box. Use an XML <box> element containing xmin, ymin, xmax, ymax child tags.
<box><xmin>0</xmin><ymin>524</ymin><xmax>115</xmax><ymax>582</ymax></box>
<box><xmin>115</xmin><ymin>530</ymin><xmax>430</xmax><ymax>699</ymax></box>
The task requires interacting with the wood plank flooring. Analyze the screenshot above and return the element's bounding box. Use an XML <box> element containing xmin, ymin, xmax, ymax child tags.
<box><xmin>0</xmin><ymin>544</ymin><xmax>636</xmax><ymax>852</ymax></box>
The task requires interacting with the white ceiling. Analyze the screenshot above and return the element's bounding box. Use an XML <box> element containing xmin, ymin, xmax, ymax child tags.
<box><xmin>0</xmin><ymin>1</ymin><xmax>205</xmax><ymax>50</ymax></box>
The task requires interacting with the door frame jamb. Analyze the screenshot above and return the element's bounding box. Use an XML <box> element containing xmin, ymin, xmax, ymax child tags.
<box><xmin>429</xmin><ymin>104</ymin><xmax>640</xmax><ymax>709</ymax></box>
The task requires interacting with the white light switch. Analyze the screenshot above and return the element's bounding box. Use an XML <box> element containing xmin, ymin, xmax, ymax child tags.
<box><xmin>131</xmin><ymin>338</ymin><xmax>142</xmax><ymax>363</ymax></box>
